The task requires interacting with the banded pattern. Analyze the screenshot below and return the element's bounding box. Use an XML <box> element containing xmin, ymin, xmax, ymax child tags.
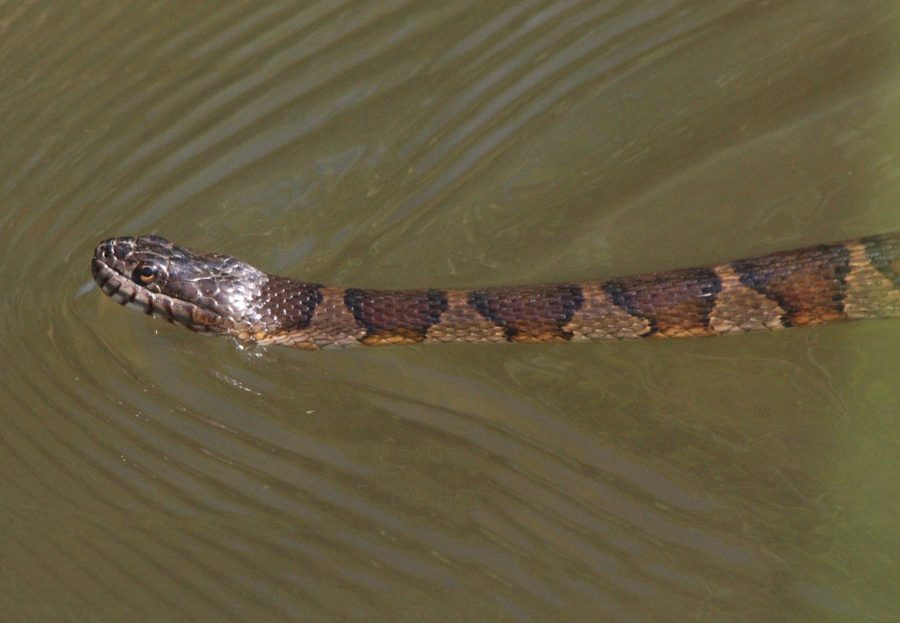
<box><xmin>92</xmin><ymin>233</ymin><xmax>900</xmax><ymax>350</ymax></box>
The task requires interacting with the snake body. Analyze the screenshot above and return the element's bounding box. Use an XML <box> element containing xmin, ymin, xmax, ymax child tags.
<box><xmin>92</xmin><ymin>233</ymin><xmax>900</xmax><ymax>350</ymax></box>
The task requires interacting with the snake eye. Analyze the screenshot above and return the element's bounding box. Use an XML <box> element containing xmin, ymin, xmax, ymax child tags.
<box><xmin>135</xmin><ymin>264</ymin><xmax>159</xmax><ymax>284</ymax></box>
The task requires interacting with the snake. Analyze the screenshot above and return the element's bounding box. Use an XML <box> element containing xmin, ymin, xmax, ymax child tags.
<box><xmin>92</xmin><ymin>233</ymin><xmax>900</xmax><ymax>350</ymax></box>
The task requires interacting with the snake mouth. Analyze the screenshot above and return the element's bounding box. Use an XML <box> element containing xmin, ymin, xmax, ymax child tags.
<box><xmin>91</xmin><ymin>256</ymin><xmax>223</xmax><ymax>333</ymax></box>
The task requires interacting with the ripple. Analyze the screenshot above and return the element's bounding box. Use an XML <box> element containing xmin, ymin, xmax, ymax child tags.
<box><xmin>1</xmin><ymin>1</ymin><xmax>899</xmax><ymax>620</ymax></box>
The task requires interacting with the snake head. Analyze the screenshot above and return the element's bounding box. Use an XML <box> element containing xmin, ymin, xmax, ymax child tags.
<box><xmin>91</xmin><ymin>235</ymin><xmax>267</xmax><ymax>334</ymax></box>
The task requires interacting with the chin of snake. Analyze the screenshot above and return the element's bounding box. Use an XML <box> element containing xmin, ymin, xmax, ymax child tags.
<box><xmin>92</xmin><ymin>232</ymin><xmax>900</xmax><ymax>350</ymax></box>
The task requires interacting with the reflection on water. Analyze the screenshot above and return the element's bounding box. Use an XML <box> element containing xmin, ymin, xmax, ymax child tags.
<box><xmin>2</xmin><ymin>2</ymin><xmax>899</xmax><ymax>621</ymax></box>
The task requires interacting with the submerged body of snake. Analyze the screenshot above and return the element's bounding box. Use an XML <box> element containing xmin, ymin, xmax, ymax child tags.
<box><xmin>92</xmin><ymin>233</ymin><xmax>900</xmax><ymax>350</ymax></box>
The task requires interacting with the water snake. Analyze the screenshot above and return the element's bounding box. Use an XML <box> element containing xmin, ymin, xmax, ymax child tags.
<box><xmin>92</xmin><ymin>233</ymin><xmax>900</xmax><ymax>350</ymax></box>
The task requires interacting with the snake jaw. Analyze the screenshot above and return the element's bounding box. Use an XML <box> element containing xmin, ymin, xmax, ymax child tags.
<box><xmin>91</xmin><ymin>255</ymin><xmax>224</xmax><ymax>333</ymax></box>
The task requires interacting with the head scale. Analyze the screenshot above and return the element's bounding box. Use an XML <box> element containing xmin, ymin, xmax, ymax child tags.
<box><xmin>91</xmin><ymin>235</ymin><xmax>267</xmax><ymax>334</ymax></box>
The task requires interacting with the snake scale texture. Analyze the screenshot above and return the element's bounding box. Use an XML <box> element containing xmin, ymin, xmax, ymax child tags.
<box><xmin>92</xmin><ymin>233</ymin><xmax>900</xmax><ymax>350</ymax></box>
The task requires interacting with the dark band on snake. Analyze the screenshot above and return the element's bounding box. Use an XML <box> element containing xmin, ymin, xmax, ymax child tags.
<box><xmin>344</xmin><ymin>288</ymin><xmax>449</xmax><ymax>344</ymax></box>
<box><xmin>468</xmin><ymin>284</ymin><xmax>584</xmax><ymax>341</ymax></box>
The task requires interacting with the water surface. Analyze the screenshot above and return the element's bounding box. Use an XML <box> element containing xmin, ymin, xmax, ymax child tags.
<box><xmin>2</xmin><ymin>2</ymin><xmax>899</xmax><ymax>621</ymax></box>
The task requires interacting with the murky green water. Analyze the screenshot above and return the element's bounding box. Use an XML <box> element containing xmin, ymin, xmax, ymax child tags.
<box><xmin>2</xmin><ymin>2</ymin><xmax>899</xmax><ymax>621</ymax></box>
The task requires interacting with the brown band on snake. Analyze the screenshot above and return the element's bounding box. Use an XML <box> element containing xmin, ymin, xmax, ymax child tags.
<box><xmin>343</xmin><ymin>288</ymin><xmax>449</xmax><ymax>345</ymax></box>
<box><xmin>603</xmin><ymin>267</ymin><xmax>722</xmax><ymax>337</ymax></box>
<box><xmin>731</xmin><ymin>244</ymin><xmax>851</xmax><ymax>327</ymax></box>
<box><xmin>91</xmin><ymin>232</ymin><xmax>900</xmax><ymax>350</ymax></box>
<box><xmin>468</xmin><ymin>284</ymin><xmax>584</xmax><ymax>342</ymax></box>
<box><xmin>256</xmin><ymin>277</ymin><xmax>323</xmax><ymax>331</ymax></box>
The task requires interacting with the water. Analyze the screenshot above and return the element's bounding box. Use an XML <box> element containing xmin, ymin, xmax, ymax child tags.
<box><xmin>2</xmin><ymin>2</ymin><xmax>899</xmax><ymax>621</ymax></box>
